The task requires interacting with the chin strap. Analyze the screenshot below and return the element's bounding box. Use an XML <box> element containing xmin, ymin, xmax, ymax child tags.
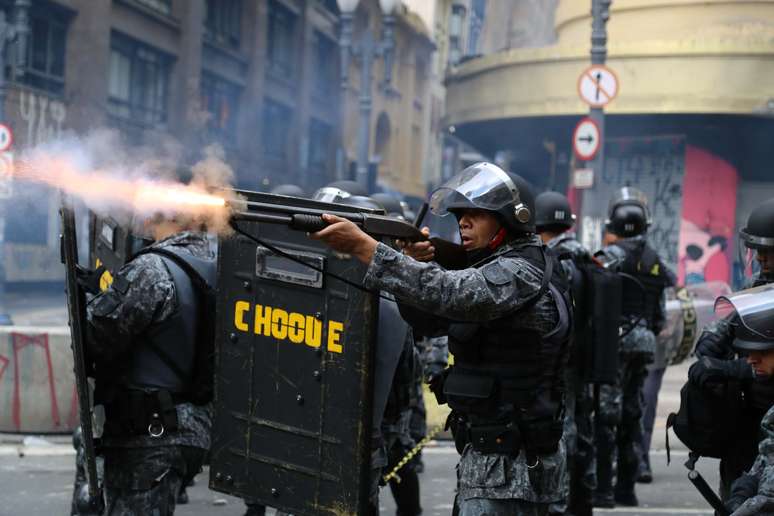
<box><xmin>488</xmin><ymin>227</ymin><xmax>508</xmax><ymax>251</ymax></box>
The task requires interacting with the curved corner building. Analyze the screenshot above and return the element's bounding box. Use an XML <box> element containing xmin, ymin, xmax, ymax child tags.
<box><xmin>445</xmin><ymin>0</ymin><xmax>774</xmax><ymax>287</ymax></box>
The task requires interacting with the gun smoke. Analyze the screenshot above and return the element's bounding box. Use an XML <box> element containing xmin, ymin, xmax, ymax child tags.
<box><xmin>8</xmin><ymin>130</ymin><xmax>238</xmax><ymax>235</ymax></box>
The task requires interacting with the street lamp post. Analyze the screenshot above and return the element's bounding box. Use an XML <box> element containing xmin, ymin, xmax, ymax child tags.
<box><xmin>337</xmin><ymin>0</ymin><xmax>398</xmax><ymax>191</ymax></box>
<box><xmin>0</xmin><ymin>0</ymin><xmax>30</xmax><ymax>120</ymax></box>
<box><xmin>0</xmin><ymin>0</ymin><xmax>30</xmax><ymax>325</ymax></box>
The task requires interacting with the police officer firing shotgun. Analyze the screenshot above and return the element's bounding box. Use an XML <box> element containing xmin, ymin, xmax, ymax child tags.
<box><xmin>311</xmin><ymin>162</ymin><xmax>573</xmax><ymax>516</ymax></box>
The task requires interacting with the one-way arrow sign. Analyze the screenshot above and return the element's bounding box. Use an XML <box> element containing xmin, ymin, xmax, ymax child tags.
<box><xmin>573</xmin><ymin>117</ymin><xmax>601</xmax><ymax>161</ymax></box>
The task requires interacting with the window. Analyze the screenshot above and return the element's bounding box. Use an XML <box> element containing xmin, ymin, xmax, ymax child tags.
<box><xmin>312</xmin><ymin>31</ymin><xmax>337</xmax><ymax>98</ymax></box>
<box><xmin>308</xmin><ymin>118</ymin><xmax>332</xmax><ymax>171</ymax></box>
<box><xmin>267</xmin><ymin>0</ymin><xmax>297</xmax><ymax>77</ymax></box>
<box><xmin>14</xmin><ymin>7</ymin><xmax>70</xmax><ymax>95</ymax></box>
<box><xmin>204</xmin><ymin>0</ymin><xmax>242</xmax><ymax>49</ymax></box>
<box><xmin>200</xmin><ymin>72</ymin><xmax>241</xmax><ymax>141</ymax></box>
<box><xmin>133</xmin><ymin>0</ymin><xmax>171</xmax><ymax>15</ymax></box>
<box><xmin>108</xmin><ymin>32</ymin><xmax>173</xmax><ymax>125</ymax></box>
<box><xmin>318</xmin><ymin>0</ymin><xmax>338</xmax><ymax>14</ymax></box>
<box><xmin>262</xmin><ymin>98</ymin><xmax>292</xmax><ymax>159</ymax></box>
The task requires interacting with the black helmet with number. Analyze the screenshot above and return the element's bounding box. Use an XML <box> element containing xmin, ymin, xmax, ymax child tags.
<box><xmin>715</xmin><ymin>284</ymin><xmax>774</xmax><ymax>351</ymax></box>
<box><xmin>535</xmin><ymin>191</ymin><xmax>576</xmax><ymax>233</ymax></box>
<box><xmin>313</xmin><ymin>180</ymin><xmax>367</xmax><ymax>203</ymax></box>
<box><xmin>739</xmin><ymin>198</ymin><xmax>774</xmax><ymax>283</ymax></box>
<box><xmin>606</xmin><ymin>187</ymin><xmax>651</xmax><ymax>237</ymax></box>
<box><xmin>270</xmin><ymin>184</ymin><xmax>306</xmax><ymax>198</ymax></box>
<box><xmin>429</xmin><ymin>162</ymin><xmax>536</xmax><ymax>234</ymax></box>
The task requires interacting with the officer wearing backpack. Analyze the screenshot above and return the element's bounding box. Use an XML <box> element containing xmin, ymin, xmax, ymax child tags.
<box><xmin>535</xmin><ymin>191</ymin><xmax>596</xmax><ymax>516</ymax></box>
<box><xmin>85</xmin><ymin>213</ymin><xmax>216</xmax><ymax>515</ymax></box>
<box><xmin>700</xmin><ymin>284</ymin><xmax>774</xmax><ymax>515</ymax></box>
<box><xmin>692</xmin><ymin>198</ymin><xmax>774</xmax><ymax>502</ymax></box>
<box><xmin>593</xmin><ymin>187</ymin><xmax>673</xmax><ymax>508</ymax></box>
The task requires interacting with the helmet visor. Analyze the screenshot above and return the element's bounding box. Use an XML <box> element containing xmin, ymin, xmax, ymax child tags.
<box><xmin>715</xmin><ymin>283</ymin><xmax>774</xmax><ymax>341</ymax></box>
<box><xmin>429</xmin><ymin>162</ymin><xmax>520</xmax><ymax>217</ymax></box>
<box><xmin>313</xmin><ymin>187</ymin><xmax>351</xmax><ymax>203</ymax></box>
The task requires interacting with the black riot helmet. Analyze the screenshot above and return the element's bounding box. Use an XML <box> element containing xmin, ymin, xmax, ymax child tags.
<box><xmin>535</xmin><ymin>191</ymin><xmax>576</xmax><ymax>233</ymax></box>
<box><xmin>270</xmin><ymin>184</ymin><xmax>307</xmax><ymax>198</ymax></box>
<box><xmin>605</xmin><ymin>187</ymin><xmax>652</xmax><ymax>237</ymax></box>
<box><xmin>429</xmin><ymin>162</ymin><xmax>536</xmax><ymax>235</ymax></box>
<box><xmin>741</xmin><ymin>199</ymin><xmax>774</xmax><ymax>251</ymax></box>
<box><xmin>371</xmin><ymin>193</ymin><xmax>406</xmax><ymax>220</ymax></box>
<box><xmin>313</xmin><ymin>180</ymin><xmax>367</xmax><ymax>203</ymax></box>
<box><xmin>739</xmin><ymin>198</ymin><xmax>774</xmax><ymax>283</ymax></box>
<box><xmin>715</xmin><ymin>284</ymin><xmax>774</xmax><ymax>351</ymax></box>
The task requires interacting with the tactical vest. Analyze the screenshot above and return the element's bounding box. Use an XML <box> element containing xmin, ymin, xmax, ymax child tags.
<box><xmin>617</xmin><ymin>240</ymin><xmax>668</xmax><ymax>332</ymax></box>
<box><xmin>122</xmin><ymin>247</ymin><xmax>216</xmax><ymax>395</ymax></box>
<box><xmin>443</xmin><ymin>244</ymin><xmax>572</xmax><ymax>452</ymax></box>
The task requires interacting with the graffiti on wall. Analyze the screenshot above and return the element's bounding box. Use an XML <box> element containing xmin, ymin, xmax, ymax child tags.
<box><xmin>677</xmin><ymin>146</ymin><xmax>738</xmax><ymax>285</ymax></box>
<box><xmin>0</xmin><ymin>329</ymin><xmax>78</xmax><ymax>433</ymax></box>
<box><xmin>583</xmin><ymin>137</ymin><xmax>686</xmax><ymax>269</ymax></box>
<box><xmin>19</xmin><ymin>90</ymin><xmax>67</xmax><ymax>147</ymax></box>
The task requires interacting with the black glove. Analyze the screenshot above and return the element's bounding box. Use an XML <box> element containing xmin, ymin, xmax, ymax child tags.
<box><xmin>695</xmin><ymin>326</ymin><xmax>735</xmax><ymax>360</ymax></box>
<box><xmin>726</xmin><ymin>473</ymin><xmax>759</xmax><ymax>513</ymax></box>
<box><xmin>75</xmin><ymin>264</ymin><xmax>106</xmax><ymax>295</ymax></box>
<box><xmin>689</xmin><ymin>356</ymin><xmax>753</xmax><ymax>389</ymax></box>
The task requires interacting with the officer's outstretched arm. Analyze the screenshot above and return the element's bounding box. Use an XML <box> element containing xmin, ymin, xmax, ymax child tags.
<box><xmin>311</xmin><ymin>213</ymin><xmax>542</xmax><ymax>322</ymax></box>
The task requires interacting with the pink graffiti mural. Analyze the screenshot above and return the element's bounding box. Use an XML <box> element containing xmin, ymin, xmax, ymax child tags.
<box><xmin>678</xmin><ymin>146</ymin><xmax>738</xmax><ymax>285</ymax></box>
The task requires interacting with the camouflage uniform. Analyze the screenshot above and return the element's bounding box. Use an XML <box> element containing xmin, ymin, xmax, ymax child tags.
<box><xmin>87</xmin><ymin>232</ymin><xmax>214</xmax><ymax>516</ymax></box>
<box><xmin>364</xmin><ymin>237</ymin><xmax>568</xmax><ymax>515</ymax></box>
<box><xmin>420</xmin><ymin>336</ymin><xmax>450</xmax><ymax>380</ymax></box>
<box><xmin>546</xmin><ymin>233</ymin><xmax>596</xmax><ymax>515</ymax></box>
<box><xmin>695</xmin><ymin>313</ymin><xmax>774</xmax><ymax>501</ymax></box>
<box><xmin>594</xmin><ymin>238</ymin><xmax>666</xmax><ymax>505</ymax></box>
<box><xmin>728</xmin><ymin>405</ymin><xmax>774</xmax><ymax>515</ymax></box>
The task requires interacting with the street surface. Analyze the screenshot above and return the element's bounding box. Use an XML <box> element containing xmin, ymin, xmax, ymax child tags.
<box><xmin>0</xmin><ymin>361</ymin><xmax>722</xmax><ymax>516</ymax></box>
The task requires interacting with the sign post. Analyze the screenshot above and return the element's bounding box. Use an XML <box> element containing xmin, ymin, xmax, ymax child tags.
<box><xmin>579</xmin><ymin>0</ymin><xmax>614</xmax><ymax>251</ymax></box>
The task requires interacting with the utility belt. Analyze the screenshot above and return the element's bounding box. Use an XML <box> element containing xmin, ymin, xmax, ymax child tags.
<box><xmin>435</xmin><ymin>369</ymin><xmax>563</xmax><ymax>457</ymax></box>
<box><xmin>103</xmin><ymin>388</ymin><xmax>186</xmax><ymax>438</ymax></box>
<box><xmin>446</xmin><ymin>411</ymin><xmax>561</xmax><ymax>459</ymax></box>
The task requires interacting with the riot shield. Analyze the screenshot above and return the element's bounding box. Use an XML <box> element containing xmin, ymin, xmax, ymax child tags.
<box><xmin>660</xmin><ymin>282</ymin><xmax>731</xmax><ymax>366</ymax></box>
<box><xmin>209</xmin><ymin>191</ymin><xmax>378</xmax><ymax>515</ymax></box>
<box><xmin>59</xmin><ymin>199</ymin><xmax>101</xmax><ymax>504</ymax></box>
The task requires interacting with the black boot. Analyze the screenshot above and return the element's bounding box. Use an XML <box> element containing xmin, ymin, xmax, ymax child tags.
<box><xmin>389</xmin><ymin>469</ymin><xmax>422</xmax><ymax>516</ymax></box>
<box><xmin>614</xmin><ymin>488</ymin><xmax>639</xmax><ymax>507</ymax></box>
<box><xmin>593</xmin><ymin>454</ymin><xmax>615</xmax><ymax>508</ymax></box>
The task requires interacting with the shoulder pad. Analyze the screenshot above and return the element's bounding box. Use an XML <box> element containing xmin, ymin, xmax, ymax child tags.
<box><xmin>481</xmin><ymin>260</ymin><xmax>513</xmax><ymax>285</ymax></box>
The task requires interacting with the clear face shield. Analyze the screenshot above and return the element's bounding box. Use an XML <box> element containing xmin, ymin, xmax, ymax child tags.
<box><xmin>429</xmin><ymin>162</ymin><xmax>524</xmax><ymax>218</ymax></box>
<box><xmin>313</xmin><ymin>187</ymin><xmax>352</xmax><ymax>204</ymax></box>
<box><xmin>715</xmin><ymin>283</ymin><xmax>774</xmax><ymax>344</ymax></box>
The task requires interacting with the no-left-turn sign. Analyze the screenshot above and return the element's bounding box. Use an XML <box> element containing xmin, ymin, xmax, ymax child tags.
<box><xmin>577</xmin><ymin>65</ymin><xmax>619</xmax><ymax>108</ymax></box>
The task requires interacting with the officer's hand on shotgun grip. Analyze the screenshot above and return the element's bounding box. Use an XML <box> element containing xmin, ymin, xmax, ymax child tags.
<box><xmin>398</xmin><ymin>227</ymin><xmax>435</xmax><ymax>262</ymax></box>
<box><xmin>311</xmin><ymin>214</ymin><xmax>378</xmax><ymax>264</ymax></box>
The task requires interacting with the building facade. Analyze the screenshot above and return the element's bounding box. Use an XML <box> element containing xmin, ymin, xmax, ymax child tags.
<box><xmin>340</xmin><ymin>0</ymin><xmax>435</xmax><ymax>199</ymax></box>
<box><xmin>445</xmin><ymin>0</ymin><xmax>774</xmax><ymax>288</ymax></box>
<box><xmin>1</xmin><ymin>0</ymin><xmax>441</xmax><ymax>284</ymax></box>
